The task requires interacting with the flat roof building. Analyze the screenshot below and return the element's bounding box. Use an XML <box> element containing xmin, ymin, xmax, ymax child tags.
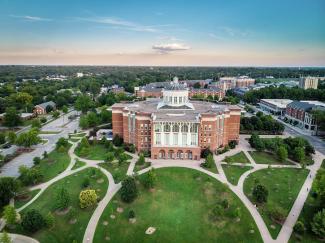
<box><xmin>259</xmin><ymin>99</ymin><xmax>293</xmax><ymax>116</ymax></box>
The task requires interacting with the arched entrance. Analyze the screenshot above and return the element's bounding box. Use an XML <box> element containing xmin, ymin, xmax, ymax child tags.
<box><xmin>177</xmin><ymin>150</ymin><xmax>183</xmax><ymax>159</ymax></box>
<box><xmin>159</xmin><ymin>150</ymin><xmax>165</xmax><ymax>159</ymax></box>
<box><xmin>187</xmin><ymin>150</ymin><xmax>193</xmax><ymax>160</ymax></box>
<box><xmin>168</xmin><ymin>150</ymin><xmax>174</xmax><ymax>159</ymax></box>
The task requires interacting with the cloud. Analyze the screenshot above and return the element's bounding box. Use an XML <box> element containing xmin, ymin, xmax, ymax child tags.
<box><xmin>219</xmin><ymin>27</ymin><xmax>249</xmax><ymax>37</ymax></box>
<box><xmin>152</xmin><ymin>43</ymin><xmax>190</xmax><ymax>53</ymax></box>
<box><xmin>74</xmin><ymin>16</ymin><xmax>161</xmax><ymax>33</ymax></box>
<box><xmin>208</xmin><ymin>33</ymin><xmax>225</xmax><ymax>40</ymax></box>
<box><xmin>10</xmin><ymin>15</ymin><xmax>52</xmax><ymax>21</ymax></box>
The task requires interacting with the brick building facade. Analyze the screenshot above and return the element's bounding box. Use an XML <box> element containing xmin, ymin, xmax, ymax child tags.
<box><xmin>113</xmin><ymin>77</ymin><xmax>240</xmax><ymax>160</ymax></box>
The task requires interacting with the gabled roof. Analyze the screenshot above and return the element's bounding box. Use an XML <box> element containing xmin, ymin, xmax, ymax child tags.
<box><xmin>36</xmin><ymin>101</ymin><xmax>56</xmax><ymax>109</ymax></box>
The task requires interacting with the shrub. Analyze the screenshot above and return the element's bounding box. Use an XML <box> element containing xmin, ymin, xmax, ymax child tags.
<box><xmin>57</xmin><ymin>145</ymin><xmax>66</xmax><ymax>153</ymax></box>
<box><xmin>56</xmin><ymin>137</ymin><xmax>69</xmax><ymax>149</ymax></box>
<box><xmin>142</xmin><ymin>169</ymin><xmax>157</xmax><ymax>189</ymax></box>
<box><xmin>211</xmin><ymin>204</ymin><xmax>223</xmax><ymax>221</ymax></box>
<box><xmin>269</xmin><ymin>206</ymin><xmax>286</xmax><ymax>223</ymax></box>
<box><xmin>221</xmin><ymin>199</ymin><xmax>229</xmax><ymax>209</ymax></box>
<box><xmin>0</xmin><ymin>177</ymin><xmax>20</xmax><ymax>208</ymax></box>
<box><xmin>200</xmin><ymin>154</ymin><xmax>214</xmax><ymax>169</ymax></box>
<box><xmin>293</xmin><ymin>221</ymin><xmax>305</xmax><ymax>234</ymax></box>
<box><xmin>311</xmin><ymin>209</ymin><xmax>325</xmax><ymax>239</ymax></box>
<box><xmin>31</xmin><ymin>119</ymin><xmax>41</xmax><ymax>128</ymax></box>
<box><xmin>3</xmin><ymin>205</ymin><xmax>17</xmax><ymax>225</ymax></box>
<box><xmin>0</xmin><ymin>231</ymin><xmax>11</xmax><ymax>243</ymax></box>
<box><xmin>252</xmin><ymin>184</ymin><xmax>268</xmax><ymax>204</ymax></box>
<box><xmin>105</xmin><ymin>152</ymin><xmax>114</xmax><ymax>162</ymax></box>
<box><xmin>82</xmin><ymin>178</ymin><xmax>90</xmax><ymax>188</ymax></box>
<box><xmin>40</xmin><ymin>117</ymin><xmax>47</xmax><ymax>123</ymax></box>
<box><xmin>112</xmin><ymin>135</ymin><xmax>123</xmax><ymax>147</ymax></box>
<box><xmin>128</xmin><ymin>210</ymin><xmax>135</xmax><ymax>219</ymax></box>
<box><xmin>228</xmin><ymin>140</ymin><xmax>237</xmax><ymax>149</ymax></box>
<box><xmin>21</xmin><ymin>209</ymin><xmax>45</xmax><ymax>233</ymax></box>
<box><xmin>137</xmin><ymin>154</ymin><xmax>145</xmax><ymax>165</ymax></box>
<box><xmin>18</xmin><ymin>166</ymin><xmax>43</xmax><ymax>186</ymax></box>
<box><xmin>43</xmin><ymin>151</ymin><xmax>48</xmax><ymax>158</ymax></box>
<box><xmin>68</xmin><ymin>207</ymin><xmax>77</xmax><ymax>221</ymax></box>
<box><xmin>33</xmin><ymin>156</ymin><xmax>41</xmax><ymax>165</ymax></box>
<box><xmin>80</xmin><ymin>137</ymin><xmax>90</xmax><ymax>148</ymax></box>
<box><xmin>79</xmin><ymin>189</ymin><xmax>98</xmax><ymax>208</ymax></box>
<box><xmin>201</xmin><ymin>148</ymin><xmax>212</xmax><ymax>158</ymax></box>
<box><xmin>120</xmin><ymin>177</ymin><xmax>138</xmax><ymax>203</ymax></box>
<box><xmin>44</xmin><ymin>212</ymin><xmax>55</xmax><ymax>228</ymax></box>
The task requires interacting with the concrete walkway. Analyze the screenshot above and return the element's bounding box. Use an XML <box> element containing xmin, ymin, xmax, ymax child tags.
<box><xmin>0</xmin><ymin>233</ymin><xmax>39</xmax><ymax>243</ymax></box>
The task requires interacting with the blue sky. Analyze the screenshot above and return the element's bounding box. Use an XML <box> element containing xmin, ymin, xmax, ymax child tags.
<box><xmin>0</xmin><ymin>0</ymin><xmax>324</xmax><ymax>66</ymax></box>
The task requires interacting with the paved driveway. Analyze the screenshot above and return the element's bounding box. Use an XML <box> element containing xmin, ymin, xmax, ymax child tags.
<box><xmin>0</xmin><ymin>111</ymin><xmax>79</xmax><ymax>177</ymax></box>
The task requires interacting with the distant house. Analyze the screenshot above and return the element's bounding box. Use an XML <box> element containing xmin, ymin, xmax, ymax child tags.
<box><xmin>33</xmin><ymin>101</ymin><xmax>56</xmax><ymax>115</ymax></box>
<box><xmin>0</xmin><ymin>112</ymin><xmax>34</xmax><ymax>121</ymax></box>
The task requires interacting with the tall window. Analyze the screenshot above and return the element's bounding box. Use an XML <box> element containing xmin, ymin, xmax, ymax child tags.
<box><xmin>174</xmin><ymin>97</ymin><xmax>177</xmax><ymax>104</ymax></box>
<box><xmin>182</xmin><ymin>124</ymin><xmax>188</xmax><ymax>133</ymax></box>
<box><xmin>172</xmin><ymin>124</ymin><xmax>179</xmax><ymax>132</ymax></box>
<box><xmin>182</xmin><ymin>133</ymin><xmax>187</xmax><ymax>145</ymax></box>
<box><xmin>179</xmin><ymin>97</ymin><xmax>182</xmax><ymax>103</ymax></box>
<box><xmin>164</xmin><ymin>124</ymin><xmax>170</xmax><ymax>132</ymax></box>
<box><xmin>191</xmin><ymin>134</ymin><xmax>197</xmax><ymax>145</ymax></box>
<box><xmin>155</xmin><ymin>124</ymin><xmax>161</xmax><ymax>132</ymax></box>
<box><xmin>165</xmin><ymin>133</ymin><xmax>170</xmax><ymax>145</ymax></box>
<box><xmin>173</xmin><ymin>133</ymin><xmax>178</xmax><ymax>145</ymax></box>
<box><xmin>156</xmin><ymin>133</ymin><xmax>161</xmax><ymax>145</ymax></box>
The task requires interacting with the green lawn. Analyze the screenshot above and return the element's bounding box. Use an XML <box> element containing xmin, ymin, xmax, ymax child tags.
<box><xmin>39</xmin><ymin>131</ymin><xmax>61</xmax><ymax>134</ymax></box>
<box><xmin>75</xmin><ymin>144</ymin><xmax>108</xmax><ymax>160</ymax></box>
<box><xmin>244</xmin><ymin>168</ymin><xmax>309</xmax><ymax>239</ymax></box>
<box><xmin>249</xmin><ymin>151</ymin><xmax>292</xmax><ymax>165</ymax></box>
<box><xmin>99</xmin><ymin>161</ymin><xmax>129</xmax><ymax>183</ymax></box>
<box><xmin>94</xmin><ymin>168</ymin><xmax>262</xmax><ymax>243</ymax></box>
<box><xmin>222</xmin><ymin>165</ymin><xmax>253</xmax><ymax>185</ymax></box>
<box><xmin>289</xmin><ymin>159</ymin><xmax>325</xmax><ymax>243</ymax></box>
<box><xmin>225</xmin><ymin>152</ymin><xmax>250</xmax><ymax>164</ymax></box>
<box><xmin>71</xmin><ymin>160</ymin><xmax>86</xmax><ymax>170</ymax></box>
<box><xmin>14</xmin><ymin>189</ymin><xmax>41</xmax><ymax>209</ymax></box>
<box><xmin>11</xmin><ymin>168</ymin><xmax>108</xmax><ymax>243</ymax></box>
<box><xmin>70</xmin><ymin>132</ymin><xmax>86</xmax><ymax>137</ymax></box>
<box><xmin>35</xmin><ymin>145</ymin><xmax>71</xmax><ymax>182</ymax></box>
<box><xmin>69</xmin><ymin>138</ymin><xmax>81</xmax><ymax>142</ymax></box>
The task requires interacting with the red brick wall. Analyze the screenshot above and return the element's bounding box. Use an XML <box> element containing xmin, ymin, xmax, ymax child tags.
<box><xmin>112</xmin><ymin>109</ymin><xmax>124</xmax><ymax>138</ymax></box>
<box><xmin>151</xmin><ymin>147</ymin><xmax>201</xmax><ymax>160</ymax></box>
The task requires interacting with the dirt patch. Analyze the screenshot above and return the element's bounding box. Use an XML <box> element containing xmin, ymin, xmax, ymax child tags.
<box><xmin>129</xmin><ymin>218</ymin><xmax>136</xmax><ymax>224</ymax></box>
<box><xmin>103</xmin><ymin>221</ymin><xmax>108</xmax><ymax>226</ymax></box>
<box><xmin>110</xmin><ymin>214</ymin><xmax>116</xmax><ymax>219</ymax></box>
<box><xmin>117</xmin><ymin>207</ymin><xmax>124</xmax><ymax>213</ymax></box>
<box><xmin>15</xmin><ymin>194</ymin><xmax>31</xmax><ymax>202</ymax></box>
<box><xmin>55</xmin><ymin>206</ymin><xmax>71</xmax><ymax>216</ymax></box>
<box><xmin>97</xmin><ymin>178</ymin><xmax>104</xmax><ymax>184</ymax></box>
<box><xmin>69</xmin><ymin>218</ymin><xmax>77</xmax><ymax>224</ymax></box>
<box><xmin>145</xmin><ymin>227</ymin><xmax>156</xmax><ymax>235</ymax></box>
<box><xmin>149</xmin><ymin>188</ymin><xmax>156</xmax><ymax>193</ymax></box>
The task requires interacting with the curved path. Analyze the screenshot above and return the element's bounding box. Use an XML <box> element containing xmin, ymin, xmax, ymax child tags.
<box><xmin>3</xmin><ymin>133</ymin><xmax>323</xmax><ymax>243</ymax></box>
<box><xmin>0</xmin><ymin>233</ymin><xmax>39</xmax><ymax>243</ymax></box>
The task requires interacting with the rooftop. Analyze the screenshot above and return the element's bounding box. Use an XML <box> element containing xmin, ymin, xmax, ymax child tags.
<box><xmin>260</xmin><ymin>99</ymin><xmax>293</xmax><ymax>109</ymax></box>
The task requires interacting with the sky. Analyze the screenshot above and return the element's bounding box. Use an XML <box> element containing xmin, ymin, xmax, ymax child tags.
<box><xmin>0</xmin><ymin>0</ymin><xmax>324</xmax><ymax>66</ymax></box>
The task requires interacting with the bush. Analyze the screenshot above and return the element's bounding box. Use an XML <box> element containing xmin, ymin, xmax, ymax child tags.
<box><xmin>44</xmin><ymin>212</ymin><xmax>55</xmax><ymax>228</ymax></box>
<box><xmin>211</xmin><ymin>204</ymin><xmax>223</xmax><ymax>221</ymax></box>
<box><xmin>200</xmin><ymin>154</ymin><xmax>214</xmax><ymax>169</ymax></box>
<box><xmin>120</xmin><ymin>177</ymin><xmax>138</xmax><ymax>203</ymax></box>
<box><xmin>293</xmin><ymin>221</ymin><xmax>305</xmax><ymax>234</ymax></box>
<box><xmin>33</xmin><ymin>156</ymin><xmax>41</xmax><ymax>165</ymax></box>
<box><xmin>128</xmin><ymin>210</ymin><xmax>135</xmax><ymax>219</ymax></box>
<box><xmin>79</xmin><ymin>189</ymin><xmax>98</xmax><ymax>208</ymax></box>
<box><xmin>123</xmin><ymin>143</ymin><xmax>135</xmax><ymax>153</ymax></box>
<box><xmin>40</xmin><ymin>117</ymin><xmax>47</xmax><ymax>123</ymax></box>
<box><xmin>221</xmin><ymin>199</ymin><xmax>229</xmax><ymax>209</ymax></box>
<box><xmin>105</xmin><ymin>152</ymin><xmax>114</xmax><ymax>162</ymax></box>
<box><xmin>140</xmin><ymin>150</ymin><xmax>151</xmax><ymax>157</ymax></box>
<box><xmin>142</xmin><ymin>169</ymin><xmax>157</xmax><ymax>189</ymax></box>
<box><xmin>31</xmin><ymin>119</ymin><xmax>41</xmax><ymax>128</ymax></box>
<box><xmin>252</xmin><ymin>184</ymin><xmax>268</xmax><ymax>204</ymax></box>
<box><xmin>201</xmin><ymin>148</ymin><xmax>212</xmax><ymax>158</ymax></box>
<box><xmin>0</xmin><ymin>133</ymin><xmax>5</xmax><ymax>144</ymax></box>
<box><xmin>56</xmin><ymin>137</ymin><xmax>69</xmax><ymax>149</ymax></box>
<box><xmin>19</xmin><ymin>166</ymin><xmax>43</xmax><ymax>186</ymax></box>
<box><xmin>82</xmin><ymin>178</ymin><xmax>90</xmax><ymax>188</ymax></box>
<box><xmin>269</xmin><ymin>206</ymin><xmax>286</xmax><ymax>223</ymax></box>
<box><xmin>0</xmin><ymin>177</ymin><xmax>20</xmax><ymax>208</ymax></box>
<box><xmin>137</xmin><ymin>154</ymin><xmax>145</xmax><ymax>165</ymax></box>
<box><xmin>21</xmin><ymin>209</ymin><xmax>45</xmax><ymax>233</ymax></box>
<box><xmin>228</xmin><ymin>140</ymin><xmax>238</xmax><ymax>149</ymax></box>
<box><xmin>311</xmin><ymin>209</ymin><xmax>325</xmax><ymax>239</ymax></box>
<box><xmin>3</xmin><ymin>205</ymin><xmax>17</xmax><ymax>225</ymax></box>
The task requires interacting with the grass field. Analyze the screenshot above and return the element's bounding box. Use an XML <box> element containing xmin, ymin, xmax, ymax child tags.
<box><xmin>35</xmin><ymin>145</ymin><xmax>71</xmax><ymax>182</ymax></box>
<box><xmin>244</xmin><ymin>168</ymin><xmax>309</xmax><ymax>239</ymax></box>
<box><xmin>225</xmin><ymin>152</ymin><xmax>250</xmax><ymax>164</ymax></box>
<box><xmin>75</xmin><ymin>144</ymin><xmax>108</xmax><ymax>160</ymax></box>
<box><xmin>14</xmin><ymin>189</ymin><xmax>41</xmax><ymax>209</ymax></box>
<box><xmin>11</xmin><ymin>168</ymin><xmax>108</xmax><ymax>243</ymax></box>
<box><xmin>249</xmin><ymin>151</ymin><xmax>292</xmax><ymax>165</ymax></box>
<box><xmin>99</xmin><ymin>161</ymin><xmax>129</xmax><ymax>183</ymax></box>
<box><xmin>94</xmin><ymin>168</ymin><xmax>262</xmax><ymax>243</ymax></box>
<box><xmin>71</xmin><ymin>160</ymin><xmax>86</xmax><ymax>170</ymax></box>
<box><xmin>222</xmin><ymin>165</ymin><xmax>253</xmax><ymax>185</ymax></box>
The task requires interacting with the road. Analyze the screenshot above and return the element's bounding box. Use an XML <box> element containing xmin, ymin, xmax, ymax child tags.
<box><xmin>0</xmin><ymin>111</ymin><xmax>79</xmax><ymax>177</ymax></box>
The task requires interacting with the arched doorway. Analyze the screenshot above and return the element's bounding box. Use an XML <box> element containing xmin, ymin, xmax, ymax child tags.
<box><xmin>159</xmin><ymin>150</ymin><xmax>165</xmax><ymax>159</ymax></box>
<box><xmin>187</xmin><ymin>150</ymin><xmax>193</xmax><ymax>160</ymax></box>
<box><xmin>168</xmin><ymin>150</ymin><xmax>174</xmax><ymax>159</ymax></box>
<box><xmin>177</xmin><ymin>150</ymin><xmax>183</xmax><ymax>159</ymax></box>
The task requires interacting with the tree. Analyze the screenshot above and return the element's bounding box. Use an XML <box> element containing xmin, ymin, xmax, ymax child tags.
<box><xmin>311</xmin><ymin>209</ymin><xmax>325</xmax><ymax>239</ymax></box>
<box><xmin>0</xmin><ymin>177</ymin><xmax>20</xmax><ymax>208</ymax></box>
<box><xmin>56</xmin><ymin>137</ymin><xmax>69</xmax><ymax>149</ymax></box>
<box><xmin>293</xmin><ymin>147</ymin><xmax>305</xmax><ymax>163</ymax></box>
<box><xmin>137</xmin><ymin>154</ymin><xmax>145</xmax><ymax>165</ymax></box>
<box><xmin>52</xmin><ymin>111</ymin><xmax>60</xmax><ymax>119</ymax></box>
<box><xmin>44</xmin><ymin>212</ymin><xmax>55</xmax><ymax>228</ymax></box>
<box><xmin>80</xmin><ymin>137</ymin><xmax>90</xmax><ymax>148</ymax></box>
<box><xmin>21</xmin><ymin>209</ymin><xmax>45</xmax><ymax>233</ymax></box>
<box><xmin>15</xmin><ymin>92</ymin><xmax>33</xmax><ymax>112</ymax></box>
<box><xmin>252</xmin><ymin>184</ymin><xmax>268</xmax><ymax>204</ymax></box>
<box><xmin>15</xmin><ymin>129</ymin><xmax>41</xmax><ymax>147</ymax></box>
<box><xmin>3</xmin><ymin>205</ymin><xmax>17</xmax><ymax>226</ymax></box>
<box><xmin>7</xmin><ymin>131</ymin><xmax>16</xmax><ymax>144</ymax></box>
<box><xmin>201</xmin><ymin>154</ymin><xmax>214</xmax><ymax>168</ymax></box>
<box><xmin>0</xmin><ymin>231</ymin><xmax>11</xmax><ymax>243</ymax></box>
<box><xmin>33</xmin><ymin>157</ymin><xmax>41</xmax><ymax>165</ymax></box>
<box><xmin>293</xmin><ymin>221</ymin><xmax>305</xmax><ymax>234</ymax></box>
<box><xmin>79</xmin><ymin>189</ymin><xmax>98</xmax><ymax>208</ymax></box>
<box><xmin>55</xmin><ymin>187</ymin><xmax>70</xmax><ymax>210</ymax></box>
<box><xmin>112</xmin><ymin>134</ymin><xmax>123</xmax><ymax>147</ymax></box>
<box><xmin>31</xmin><ymin>119</ymin><xmax>41</xmax><ymax>128</ymax></box>
<box><xmin>79</xmin><ymin>116</ymin><xmax>89</xmax><ymax>129</ymax></box>
<box><xmin>142</xmin><ymin>168</ymin><xmax>157</xmax><ymax>189</ymax></box>
<box><xmin>74</xmin><ymin>95</ymin><xmax>94</xmax><ymax>114</ymax></box>
<box><xmin>105</xmin><ymin>152</ymin><xmax>114</xmax><ymax>162</ymax></box>
<box><xmin>120</xmin><ymin>177</ymin><xmax>138</xmax><ymax>203</ymax></box>
<box><xmin>18</xmin><ymin>166</ymin><xmax>43</xmax><ymax>186</ymax></box>
<box><xmin>62</xmin><ymin>105</ymin><xmax>68</xmax><ymax>114</ymax></box>
<box><xmin>277</xmin><ymin>146</ymin><xmax>288</xmax><ymax>163</ymax></box>
<box><xmin>313</xmin><ymin>168</ymin><xmax>325</xmax><ymax>205</ymax></box>
<box><xmin>3</xmin><ymin>107</ymin><xmax>21</xmax><ymax>127</ymax></box>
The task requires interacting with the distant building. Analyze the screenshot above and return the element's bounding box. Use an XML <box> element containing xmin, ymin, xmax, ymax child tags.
<box><xmin>0</xmin><ymin>112</ymin><xmax>34</xmax><ymax>121</ymax></box>
<box><xmin>299</xmin><ymin>77</ymin><xmax>319</xmax><ymax>90</ymax></box>
<box><xmin>33</xmin><ymin>101</ymin><xmax>56</xmax><ymax>115</ymax></box>
<box><xmin>76</xmin><ymin>73</ymin><xmax>84</xmax><ymax>78</ymax></box>
<box><xmin>113</xmin><ymin>77</ymin><xmax>240</xmax><ymax>160</ymax></box>
<box><xmin>188</xmin><ymin>87</ymin><xmax>224</xmax><ymax>100</ymax></box>
<box><xmin>259</xmin><ymin>99</ymin><xmax>293</xmax><ymax>116</ymax></box>
<box><xmin>285</xmin><ymin>100</ymin><xmax>325</xmax><ymax>134</ymax></box>
<box><xmin>217</xmin><ymin>76</ymin><xmax>255</xmax><ymax>92</ymax></box>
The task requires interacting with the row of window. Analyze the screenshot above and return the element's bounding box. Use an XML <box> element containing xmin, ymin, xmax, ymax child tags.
<box><xmin>155</xmin><ymin>133</ymin><xmax>198</xmax><ymax>146</ymax></box>
<box><xmin>164</xmin><ymin>96</ymin><xmax>188</xmax><ymax>104</ymax></box>
<box><xmin>154</xmin><ymin>123</ymin><xmax>199</xmax><ymax>133</ymax></box>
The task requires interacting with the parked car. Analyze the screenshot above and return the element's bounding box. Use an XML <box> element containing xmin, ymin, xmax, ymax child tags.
<box><xmin>3</xmin><ymin>143</ymin><xmax>11</xmax><ymax>149</ymax></box>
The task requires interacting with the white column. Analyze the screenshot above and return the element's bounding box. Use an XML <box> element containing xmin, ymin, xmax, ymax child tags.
<box><xmin>187</xmin><ymin>122</ymin><xmax>191</xmax><ymax>145</ymax></box>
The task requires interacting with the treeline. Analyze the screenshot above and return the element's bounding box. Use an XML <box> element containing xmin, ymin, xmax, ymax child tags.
<box><xmin>243</xmin><ymin>86</ymin><xmax>325</xmax><ymax>104</ymax></box>
<box><xmin>249</xmin><ymin>134</ymin><xmax>314</xmax><ymax>164</ymax></box>
<box><xmin>240</xmin><ymin>112</ymin><xmax>285</xmax><ymax>134</ymax></box>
